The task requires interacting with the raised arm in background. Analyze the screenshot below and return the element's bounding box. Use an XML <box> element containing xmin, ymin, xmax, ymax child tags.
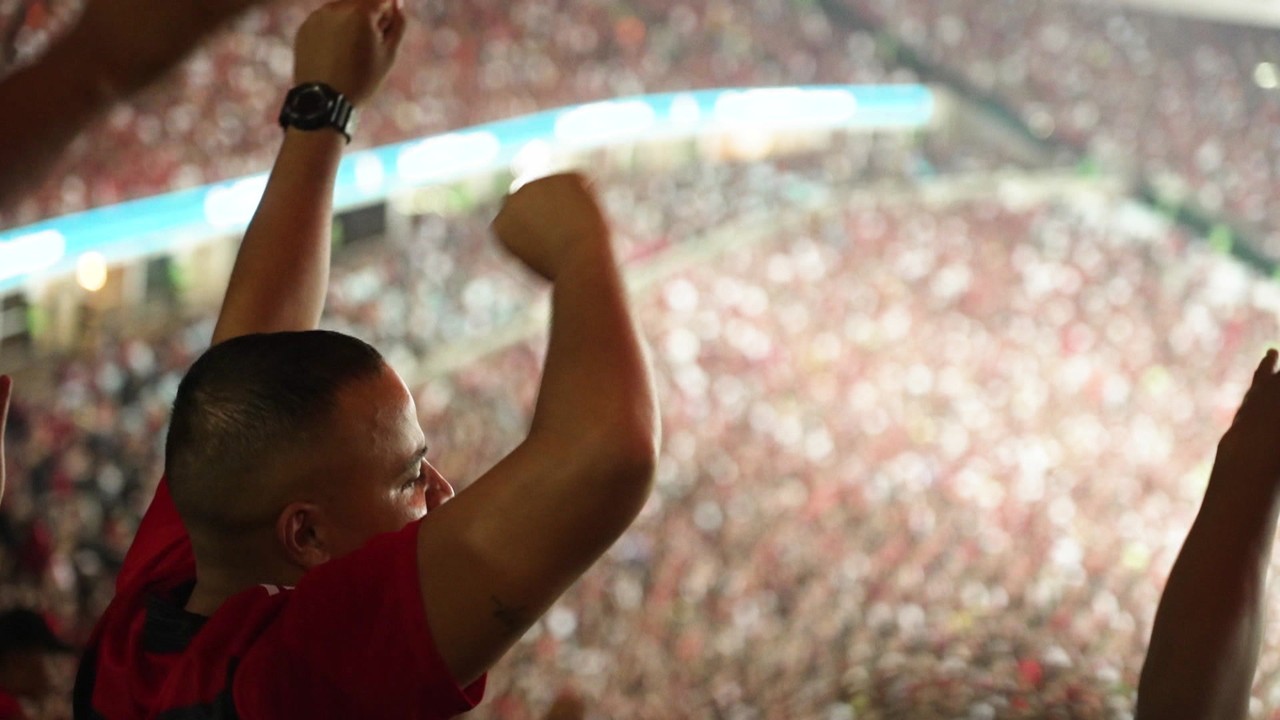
<box><xmin>210</xmin><ymin>0</ymin><xmax>404</xmax><ymax>344</ymax></box>
<box><xmin>0</xmin><ymin>0</ymin><xmax>279</xmax><ymax>212</ymax></box>
<box><xmin>1137</xmin><ymin>349</ymin><xmax>1280</xmax><ymax>720</ymax></box>
<box><xmin>0</xmin><ymin>375</ymin><xmax>10</xmax><ymax>505</ymax></box>
<box><xmin>416</xmin><ymin>174</ymin><xmax>661</xmax><ymax>685</ymax></box>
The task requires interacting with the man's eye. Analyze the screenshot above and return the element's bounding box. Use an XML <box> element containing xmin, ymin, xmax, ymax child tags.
<box><xmin>403</xmin><ymin>470</ymin><xmax>426</xmax><ymax>491</ymax></box>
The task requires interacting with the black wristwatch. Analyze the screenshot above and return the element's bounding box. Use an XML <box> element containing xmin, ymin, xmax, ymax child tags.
<box><xmin>278</xmin><ymin>82</ymin><xmax>355</xmax><ymax>143</ymax></box>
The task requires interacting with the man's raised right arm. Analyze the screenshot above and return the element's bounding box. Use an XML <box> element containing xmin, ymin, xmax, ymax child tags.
<box><xmin>416</xmin><ymin>173</ymin><xmax>660</xmax><ymax>686</ymax></box>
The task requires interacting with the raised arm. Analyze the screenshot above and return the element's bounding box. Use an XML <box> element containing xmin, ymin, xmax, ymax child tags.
<box><xmin>1137</xmin><ymin>350</ymin><xmax>1280</xmax><ymax>720</ymax></box>
<box><xmin>0</xmin><ymin>375</ymin><xmax>10</xmax><ymax>505</ymax></box>
<box><xmin>417</xmin><ymin>174</ymin><xmax>660</xmax><ymax>685</ymax></box>
<box><xmin>210</xmin><ymin>0</ymin><xmax>404</xmax><ymax>344</ymax></box>
<box><xmin>0</xmin><ymin>0</ymin><xmax>275</xmax><ymax>212</ymax></box>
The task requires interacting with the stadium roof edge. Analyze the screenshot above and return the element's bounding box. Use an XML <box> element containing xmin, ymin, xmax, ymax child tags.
<box><xmin>0</xmin><ymin>84</ymin><xmax>936</xmax><ymax>295</ymax></box>
<box><xmin>1093</xmin><ymin>0</ymin><xmax>1280</xmax><ymax>28</ymax></box>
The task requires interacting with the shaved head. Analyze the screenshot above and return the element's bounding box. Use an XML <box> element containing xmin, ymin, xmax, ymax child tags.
<box><xmin>165</xmin><ymin>331</ymin><xmax>386</xmax><ymax>535</ymax></box>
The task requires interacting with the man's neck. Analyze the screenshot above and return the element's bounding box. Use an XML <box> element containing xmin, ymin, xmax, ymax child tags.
<box><xmin>185</xmin><ymin>565</ymin><xmax>302</xmax><ymax>616</ymax></box>
<box><xmin>184</xmin><ymin>581</ymin><xmax>232</xmax><ymax>617</ymax></box>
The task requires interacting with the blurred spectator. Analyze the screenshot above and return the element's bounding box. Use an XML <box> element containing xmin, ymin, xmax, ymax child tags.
<box><xmin>0</xmin><ymin>609</ymin><xmax>72</xmax><ymax>720</ymax></box>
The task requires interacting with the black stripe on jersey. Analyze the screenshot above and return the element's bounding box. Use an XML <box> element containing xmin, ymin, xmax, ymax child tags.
<box><xmin>154</xmin><ymin>660</ymin><xmax>241</xmax><ymax>720</ymax></box>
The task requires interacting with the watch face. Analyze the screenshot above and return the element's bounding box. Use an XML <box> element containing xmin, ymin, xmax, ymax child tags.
<box><xmin>292</xmin><ymin>86</ymin><xmax>334</xmax><ymax>121</ymax></box>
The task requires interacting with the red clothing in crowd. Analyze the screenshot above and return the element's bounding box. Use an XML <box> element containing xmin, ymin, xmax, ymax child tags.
<box><xmin>0</xmin><ymin>688</ymin><xmax>26</xmax><ymax>720</ymax></box>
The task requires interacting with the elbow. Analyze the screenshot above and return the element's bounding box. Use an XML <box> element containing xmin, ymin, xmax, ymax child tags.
<box><xmin>603</xmin><ymin>422</ymin><xmax>660</xmax><ymax>496</ymax></box>
<box><xmin>583</xmin><ymin>417</ymin><xmax>660</xmax><ymax>520</ymax></box>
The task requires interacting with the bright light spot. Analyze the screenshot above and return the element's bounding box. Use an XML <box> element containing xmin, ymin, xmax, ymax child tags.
<box><xmin>724</xmin><ymin>128</ymin><xmax>775</xmax><ymax>161</ymax></box>
<box><xmin>510</xmin><ymin>139</ymin><xmax>558</xmax><ymax>192</ymax></box>
<box><xmin>714</xmin><ymin>88</ymin><xmax>858</xmax><ymax>130</ymax></box>
<box><xmin>669</xmin><ymin>93</ymin><xmax>702</xmax><ymax>127</ymax></box>
<box><xmin>0</xmin><ymin>229</ymin><xmax>65</xmax><ymax>281</ymax></box>
<box><xmin>354</xmin><ymin>153</ymin><xmax>385</xmax><ymax>195</ymax></box>
<box><xmin>1256</xmin><ymin>62</ymin><xmax>1279</xmax><ymax>89</ymax></box>
<box><xmin>546</xmin><ymin>606</ymin><xmax>578</xmax><ymax>640</ymax></box>
<box><xmin>554</xmin><ymin>100</ymin><xmax>656</xmax><ymax>146</ymax></box>
<box><xmin>76</xmin><ymin>252</ymin><xmax>108</xmax><ymax>292</ymax></box>
<box><xmin>397</xmin><ymin>132</ymin><xmax>501</xmax><ymax>185</ymax></box>
<box><xmin>203</xmin><ymin>175</ymin><xmax>269</xmax><ymax>229</ymax></box>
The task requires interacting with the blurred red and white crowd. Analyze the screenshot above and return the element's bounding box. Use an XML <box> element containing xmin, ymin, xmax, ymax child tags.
<box><xmin>4</xmin><ymin>143</ymin><xmax>1280</xmax><ymax>715</ymax></box>
<box><xmin>4</xmin><ymin>0</ymin><xmax>1280</xmax><ymax>717</ymax></box>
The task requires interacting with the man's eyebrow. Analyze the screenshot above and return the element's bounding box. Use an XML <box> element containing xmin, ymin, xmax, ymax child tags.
<box><xmin>401</xmin><ymin>444</ymin><xmax>429</xmax><ymax>475</ymax></box>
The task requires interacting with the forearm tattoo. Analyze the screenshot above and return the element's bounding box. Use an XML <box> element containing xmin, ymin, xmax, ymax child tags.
<box><xmin>489</xmin><ymin>595</ymin><xmax>530</xmax><ymax>633</ymax></box>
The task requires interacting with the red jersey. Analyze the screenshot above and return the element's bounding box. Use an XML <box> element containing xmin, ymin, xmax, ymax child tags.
<box><xmin>0</xmin><ymin>688</ymin><xmax>27</xmax><ymax>720</ymax></box>
<box><xmin>73</xmin><ymin>479</ymin><xmax>485</xmax><ymax>719</ymax></box>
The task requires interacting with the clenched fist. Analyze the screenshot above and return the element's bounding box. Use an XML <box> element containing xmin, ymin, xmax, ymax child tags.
<box><xmin>294</xmin><ymin>0</ymin><xmax>406</xmax><ymax>106</ymax></box>
<box><xmin>491</xmin><ymin>173</ymin><xmax>613</xmax><ymax>282</ymax></box>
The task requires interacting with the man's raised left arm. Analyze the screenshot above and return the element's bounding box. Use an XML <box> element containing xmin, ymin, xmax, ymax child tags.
<box><xmin>211</xmin><ymin>0</ymin><xmax>405</xmax><ymax>344</ymax></box>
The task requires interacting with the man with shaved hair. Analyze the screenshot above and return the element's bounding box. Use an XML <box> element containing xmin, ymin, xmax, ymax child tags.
<box><xmin>72</xmin><ymin>0</ymin><xmax>659</xmax><ymax>716</ymax></box>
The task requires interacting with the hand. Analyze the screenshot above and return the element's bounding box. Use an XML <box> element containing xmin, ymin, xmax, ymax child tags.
<box><xmin>68</xmin><ymin>0</ymin><xmax>278</xmax><ymax>97</ymax></box>
<box><xmin>294</xmin><ymin>0</ymin><xmax>406</xmax><ymax>106</ymax></box>
<box><xmin>0</xmin><ymin>375</ymin><xmax>11</xmax><ymax>506</ymax></box>
<box><xmin>491</xmin><ymin>173</ymin><xmax>612</xmax><ymax>281</ymax></box>
<box><xmin>1215</xmin><ymin>350</ymin><xmax>1280</xmax><ymax>497</ymax></box>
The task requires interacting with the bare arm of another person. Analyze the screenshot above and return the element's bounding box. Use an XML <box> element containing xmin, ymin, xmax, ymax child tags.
<box><xmin>1137</xmin><ymin>349</ymin><xmax>1280</xmax><ymax>720</ymax></box>
<box><xmin>0</xmin><ymin>375</ymin><xmax>10</xmax><ymax>505</ymax></box>
<box><xmin>0</xmin><ymin>0</ymin><xmax>280</xmax><ymax>211</ymax></box>
<box><xmin>417</xmin><ymin>174</ymin><xmax>661</xmax><ymax>685</ymax></box>
<box><xmin>210</xmin><ymin>0</ymin><xmax>404</xmax><ymax>344</ymax></box>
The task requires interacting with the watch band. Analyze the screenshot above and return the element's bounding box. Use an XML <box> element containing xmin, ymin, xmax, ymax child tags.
<box><xmin>278</xmin><ymin>82</ymin><xmax>356</xmax><ymax>143</ymax></box>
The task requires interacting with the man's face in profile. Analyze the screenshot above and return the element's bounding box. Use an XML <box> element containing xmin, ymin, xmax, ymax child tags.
<box><xmin>304</xmin><ymin>363</ymin><xmax>455</xmax><ymax>561</ymax></box>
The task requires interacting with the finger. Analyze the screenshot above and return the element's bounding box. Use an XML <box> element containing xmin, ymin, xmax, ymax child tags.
<box><xmin>1254</xmin><ymin>348</ymin><xmax>1279</xmax><ymax>385</ymax></box>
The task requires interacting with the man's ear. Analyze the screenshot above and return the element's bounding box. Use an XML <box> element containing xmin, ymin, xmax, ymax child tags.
<box><xmin>277</xmin><ymin>501</ymin><xmax>331</xmax><ymax>570</ymax></box>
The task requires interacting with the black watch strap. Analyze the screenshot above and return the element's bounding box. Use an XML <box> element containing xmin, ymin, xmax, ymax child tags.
<box><xmin>278</xmin><ymin>82</ymin><xmax>355</xmax><ymax>143</ymax></box>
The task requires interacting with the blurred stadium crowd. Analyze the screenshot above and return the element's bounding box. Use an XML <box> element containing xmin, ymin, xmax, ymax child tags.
<box><xmin>0</xmin><ymin>0</ymin><xmax>911</xmax><ymax>228</ymax></box>
<box><xmin>6</xmin><ymin>0</ymin><xmax>1280</xmax><ymax>263</ymax></box>
<box><xmin>4</xmin><ymin>0</ymin><xmax>1280</xmax><ymax>717</ymax></box>
<box><xmin>841</xmin><ymin>0</ymin><xmax>1280</xmax><ymax>259</ymax></box>
<box><xmin>6</xmin><ymin>142</ymin><xmax>1280</xmax><ymax>716</ymax></box>
<box><xmin>450</xmin><ymin>171</ymin><xmax>1280</xmax><ymax>718</ymax></box>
